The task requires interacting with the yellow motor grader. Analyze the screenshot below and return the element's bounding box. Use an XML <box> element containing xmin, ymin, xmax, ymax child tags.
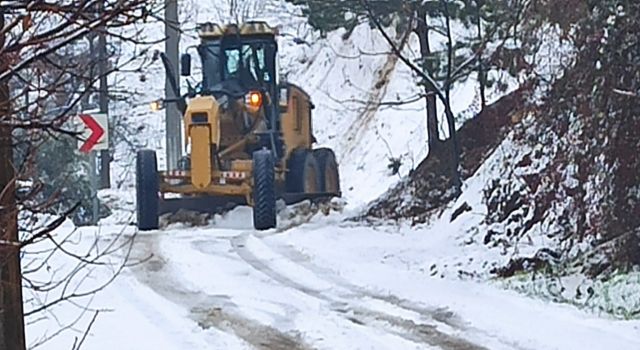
<box><xmin>136</xmin><ymin>22</ymin><xmax>340</xmax><ymax>231</ymax></box>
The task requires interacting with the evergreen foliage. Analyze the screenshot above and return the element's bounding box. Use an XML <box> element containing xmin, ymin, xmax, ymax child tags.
<box><xmin>286</xmin><ymin>0</ymin><xmax>523</xmax><ymax>90</ymax></box>
<box><xmin>285</xmin><ymin>0</ymin><xmax>397</xmax><ymax>37</ymax></box>
<box><xmin>15</xmin><ymin>134</ymin><xmax>106</xmax><ymax>227</ymax></box>
<box><xmin>11</xmin><ymin>39</ymin><xmax>112</xmax><ymax>227</ymax></box>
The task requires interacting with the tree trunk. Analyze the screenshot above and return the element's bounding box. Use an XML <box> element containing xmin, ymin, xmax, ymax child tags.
<box><xmin>475</xmin><ymin>0</ymin><xmax>487</xmax><ymax>110</ymax></box>
<box><xmin>442</xmin><ymin>0</ymin><xmax>462</xmax><ymax>193</ymax></box>
<box><xmin>0</xmin><ymin>7</ymin><xmax>26</xmax><ymax>349</ymax></box>
<box><xmin>415</xmin><ymin>8</ymin><xmax>440</xmax><ymax>150</ymax></box>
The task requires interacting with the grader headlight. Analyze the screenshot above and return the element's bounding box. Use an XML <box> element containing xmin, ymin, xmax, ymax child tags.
<box><xmin>150</xmin><ymin>100</ymin><xmax>164</xmax><ymax>112</ymax></box>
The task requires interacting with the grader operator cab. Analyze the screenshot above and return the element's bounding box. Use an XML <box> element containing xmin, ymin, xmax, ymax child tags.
<box><xmin>136</xmin><ymin>22</ymin><xmax>341</xmax><ymax>231</ymax></box>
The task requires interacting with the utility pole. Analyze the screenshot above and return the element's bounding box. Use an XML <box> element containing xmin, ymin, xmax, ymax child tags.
<box><xmin>0</xmin><ymin>6</ymin><xmax>27</xmax><ymax>350</ymax></box>
<box><xmin>98</xmin><ymin>0</ymin><xmax>111</xmax><ymax>189</ymax></box>
<box><xmin>165</xmin><ymin>0</ymin><xmax>182</xmax><ymax>170</ymax></box>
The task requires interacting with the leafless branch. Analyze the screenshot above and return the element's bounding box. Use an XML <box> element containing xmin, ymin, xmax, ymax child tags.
<box><xmin>71</xmin><ymin>310</ymin><xmax>99</xmax><ymax>350</ymax></box>
<box><xmin>613</xmin><ymin>88</ymin><xmax>639</xmax><ymax>98</ymax></box>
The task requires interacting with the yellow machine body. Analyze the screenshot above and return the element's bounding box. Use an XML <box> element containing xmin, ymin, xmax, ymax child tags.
<box><xmin>184</xmin><ymin>96</ymin><xmax>219</xmax><ymax>189</ymax></box>
<box><xmin>281</xmin><ymin>85</ymin><xmax>313</xmax><ymax>159</ymax></box>
<box><xmin>159</xmin><ymin>85</ymin><xmax>313</xmax><ymax>204</ymax></box>
<box><xmin>153</xmin><ymin>22</ymin><xmax>338</xmax><ymax>216</ymax></box>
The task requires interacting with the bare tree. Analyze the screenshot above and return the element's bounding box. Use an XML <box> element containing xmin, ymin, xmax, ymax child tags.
<box><xmin>360</xmin><ymin>0</ymin><xmax>463</xmax><ymax>191</ymax></box>
<box><xmin>204</xmin><ymin>0</ymin><xmax>269</xmax><ymax>24</ymax></box>
<box><xmin>1</xmin><ymin>1</ymin><xmax>162</xmax><ymax>347</ymax></box>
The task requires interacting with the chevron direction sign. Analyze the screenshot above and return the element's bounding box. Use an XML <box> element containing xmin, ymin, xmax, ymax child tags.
<box><xmin>78</xmin><ymin>113</ymin><xmax>109</xmax><ymax>153</ymax></box>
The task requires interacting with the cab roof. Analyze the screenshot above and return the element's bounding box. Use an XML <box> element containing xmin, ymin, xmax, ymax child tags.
<box><xmin>197</xmin><ymin>21</ymin><xmax>278</xmax><ymax>39</ymax></box>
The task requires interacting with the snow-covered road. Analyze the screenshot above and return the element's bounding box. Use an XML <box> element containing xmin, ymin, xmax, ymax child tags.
<box><xmin>59</xmin><ymin>206</ymin><xmax>636</xmax><ymax>350</ymax></box>
<box><xmin>128</xmin><ymin>231</ymin><xmax>508</xmax><ymax>349</ymax></box>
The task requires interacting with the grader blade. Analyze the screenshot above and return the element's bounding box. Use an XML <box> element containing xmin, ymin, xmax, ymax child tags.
<box><xmin>281</xmin><ymin>192</ymin><xmax>341</xmax><ymax>205</ymax></box>
<box><xmin>159</xmin><ymin>196</ymin><xmax>247</xmax><ymax>216</ymax></box>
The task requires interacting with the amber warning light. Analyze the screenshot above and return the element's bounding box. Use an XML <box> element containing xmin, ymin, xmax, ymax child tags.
<box><xmin>246</xmin><ymin>91</ymin><xmax>263</xmax><ymax>108</ymax></box>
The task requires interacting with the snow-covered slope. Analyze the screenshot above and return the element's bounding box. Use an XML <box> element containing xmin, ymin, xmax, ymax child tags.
<box><xmin>106</xmin><ymin>0</ymin><xmax>490</xmax><ymax>211</ymax></box>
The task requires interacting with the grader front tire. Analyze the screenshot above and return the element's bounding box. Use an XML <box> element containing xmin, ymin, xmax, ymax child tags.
<box><xmin>136</xmin><ymin>149</ymin><xmax>159</xmax><ymax>231</ymax></box>
<box><xmin>252</xmin><ymin>150</ymin><xmax>277</xmax><ymax>231</ymax></box>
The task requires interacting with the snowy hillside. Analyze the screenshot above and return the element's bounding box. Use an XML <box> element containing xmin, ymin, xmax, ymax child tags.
<box><xmin>106</xmin><ymin>0</ymin><xmax>493</xmax><ymax>210</ymax></box>
<box><xmin>21</xmin><ymin>1</ymin><xmax>640</xmax><ymax>349</ymax></box>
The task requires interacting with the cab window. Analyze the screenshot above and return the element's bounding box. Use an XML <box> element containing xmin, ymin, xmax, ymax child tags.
<box><xmin>224</xmin><ymin>48</ymin><xmax>241</xmax><ymax>77</ymax></box>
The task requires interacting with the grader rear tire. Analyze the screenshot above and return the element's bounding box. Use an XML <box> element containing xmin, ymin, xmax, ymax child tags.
<box><xmin>313</xmin><ymin>148</ymin><xmax>341</xmax><ymax>194</ymax></box>
<box><xmin>252</xmin><ymin>149</ymin><xmax>277</xmax><ymax>231</ymax></box>
<box><xmin>136</xmin><ymin>149</ymin><xmax>159</xmax><ymax>231</ymax></box>
<box><xmin>286</xmin><ymin>149</ymin><xmax>321</xmax><ymax>194</ymax></box>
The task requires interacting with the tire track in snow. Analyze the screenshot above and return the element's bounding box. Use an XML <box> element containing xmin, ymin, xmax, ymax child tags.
<box><xmin>262</xmin><ymin>233</ymin><xmax>535</xmax><ymax>350</ymax></box>
<box><xmin>265</xmin><ymin>239</ymin><xmax>466</xmax><ymax>329</ymax></box>
<box><xmin>340</xmin><ymin>308</ymin><xmax>482</xmax><ymax>350</ymax></box>
<box><xmin>230</xmin><ymin>232</ymin><xmax>491</xmax><ymax>350</ymax></box>
<box><xmin>193</xmin><ymin>306</ymin><xmax>310</xmax><ymax>350</ymax></box>
<box><xmin>129</xmin><ymin>233</ymin><xmax>315</xmax><ymax>350</ymax></box>
<box><xmin>250</xmin><ymin>230</ymin><xmax>536</xmax><ymax>350</ymax></box>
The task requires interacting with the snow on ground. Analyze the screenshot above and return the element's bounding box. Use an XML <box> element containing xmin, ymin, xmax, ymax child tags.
<box><xmin>22</xmin><ymin>1</ymin><xmax>640</xmax><ymax>349</ymax></box>
<box><xmin>23</xmin><ymin>222</ymin><xmax>252</xmax><ymax>350</ymax></box>
<box><xmin>26</xmin><ymin>207</ymin><xmax>640</xmax><ymax>349</ymax></box>
<box><xmin>265</xmin><ymin>217</ymin><xmax>640</xmax><ymax>350</ymax></box>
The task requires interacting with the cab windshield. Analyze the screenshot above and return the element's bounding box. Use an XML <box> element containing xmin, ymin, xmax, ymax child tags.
<box><xmin>198</xmin><ymin>39</ymin><xmax>276</xmax><ymax>91</ymax></box>
<box><xmin>224</xmin><ymin>44</ymin><xmax>272</xmax><ymax>83</ymax></box>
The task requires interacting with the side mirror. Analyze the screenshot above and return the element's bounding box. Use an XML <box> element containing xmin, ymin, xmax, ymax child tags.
<box><xmin>180</xmin><ymin>53</ymin><xmax>191</xmax><ymax>77</ymax></box>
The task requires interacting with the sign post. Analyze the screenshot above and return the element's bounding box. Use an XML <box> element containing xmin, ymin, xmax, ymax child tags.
<box><xmin>97</xmin><ymin>0</ymin><xmax>111</xmax><ymax>189</ymax></box>
<box><xmin>77</xmin><ymin>113</ymin><xmax>109</xmax><ymax>224</ymax></box>
<box><xmin>89</xmin><ymin>152</ymin><xmax>99</xmax><ymax>225</ymax></box>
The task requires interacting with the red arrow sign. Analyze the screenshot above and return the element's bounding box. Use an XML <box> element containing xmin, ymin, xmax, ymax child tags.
<box><xmin>79</xmin><ymin>114</ymin><xmax>105</xmax><ymax>153</ymax></box>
